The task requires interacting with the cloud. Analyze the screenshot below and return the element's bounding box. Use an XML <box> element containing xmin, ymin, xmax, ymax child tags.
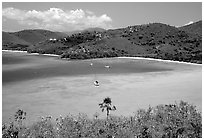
<box><xmin>2</xmin><ymin>7</ymin><xmax>112</xmax><ymax>31</ymax></box>
<box><xmin>85</xmin><ymin>10</ymin><xmax>94</xmax><ymax>15</ymax></box>
<box><xmin>184</xmin><ymin>21</ymin><xmax>194</xmax><ymax>26</ymax></box>
<box><xmin>2</xmin><ymin>7</ymin><xmax>26</xmax><ymax>20</ymax></box>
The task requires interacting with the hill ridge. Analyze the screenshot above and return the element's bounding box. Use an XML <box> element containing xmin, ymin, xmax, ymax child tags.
<box><xmin>2</xmin><ymin>21</ymin><xmax>202</xmax><ymax>64</ymax></box>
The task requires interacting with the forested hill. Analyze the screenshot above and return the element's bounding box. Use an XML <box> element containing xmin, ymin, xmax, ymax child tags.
<box><xmin>179</xmin><ymin>20</ymin><xmax>202</xmax><ymax>36</ymax></box>
<box><xmin>2</xmin><ymin>21</ymin><xmax>202</xmax><ymax>64</ymax></box>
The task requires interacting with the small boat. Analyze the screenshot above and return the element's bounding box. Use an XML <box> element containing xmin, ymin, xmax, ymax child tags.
<box><xmin>105</xmin><ymin>65</ymin><xmax>110</xmax><ymax>68</ymax></box>
<box><xmin>94</xmin><ymin>81</ymin><xmax>99</xmax><ymax>86</ymax></box>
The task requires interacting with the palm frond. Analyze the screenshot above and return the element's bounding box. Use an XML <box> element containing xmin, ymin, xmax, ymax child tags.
<box><xmin>99</xmin><ymin>103</ymin><xmax>104</xmax><ymax>108</ymax></box>
<box><xmin>113</xmin><ymin>106</ymin><xmax>116</xmax><ymax>110</ymax></box>
<box><xmin>103</xmin><ymin>97</ymin><xmax>112</xmax><ymax>104</ymax></box>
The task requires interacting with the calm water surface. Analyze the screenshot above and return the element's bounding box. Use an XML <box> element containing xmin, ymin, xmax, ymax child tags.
<box><xmin>2</xmin><ymin>51</ymin><xmax>202</xmax><ymax>124</ymax></box>
<box><xmin>2</xmin><ymin>52</ymin><xmax>173</xmax><ymax>84</ymax></box>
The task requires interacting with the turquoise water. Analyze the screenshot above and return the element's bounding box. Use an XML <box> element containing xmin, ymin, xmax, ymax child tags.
<box><xmin>2</xmin><ymin>51</ymin><xmax>202</xmax><ymax>124</ymax></box>
<box><xmin>2</xmin><ymin>52</ymin><xmax>173</xmax><ymax>84</ymax></box>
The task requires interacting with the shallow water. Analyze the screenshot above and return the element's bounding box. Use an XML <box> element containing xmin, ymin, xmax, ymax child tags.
<box><xmin>2</xmin><ymin>51</ymin><xmax>202</xmax><ymax>124</ymax></box>
<box><xmin>2</xmin><ymin>52</ymin><xmax>173</xmax><ymax>84</ymax></box>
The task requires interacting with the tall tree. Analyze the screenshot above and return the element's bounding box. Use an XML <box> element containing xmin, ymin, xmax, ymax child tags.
<box><xmin>99</xmin><ymin>97</ymin><xmax>116</xmax><ymax>119</ymax></box>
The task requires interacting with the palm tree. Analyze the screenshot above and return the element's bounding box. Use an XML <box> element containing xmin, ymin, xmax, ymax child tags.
<box><xmin>99</xmin><ymin>97</ymin><xmax>116</xmax><ymax>119</ymax></box>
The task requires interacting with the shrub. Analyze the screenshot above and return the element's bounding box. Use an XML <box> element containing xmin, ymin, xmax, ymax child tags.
<box><xmin>2</xmin><ymin>109</ymin><xmax>26</xmax><ymax>138</ymax></box>
<box><xmin>2</xmin><ymin>101</ymin><xmax>202</xmax><ymax>138</ymax></box>
<box><xmin>99</xmin><ymin>97</ymin><xmax>116</xmax><ymax>119</ymax></box>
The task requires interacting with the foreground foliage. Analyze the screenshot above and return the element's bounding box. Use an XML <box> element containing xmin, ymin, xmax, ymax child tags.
<box><xmin>99</xmin><ymin>97</ymin><xmax>116</xmax><ymax>119</ymax></box>
<box><xmin>2</xmin><ymin>101</ymin><xmax>202</xmax><ymax>138</ymax></box>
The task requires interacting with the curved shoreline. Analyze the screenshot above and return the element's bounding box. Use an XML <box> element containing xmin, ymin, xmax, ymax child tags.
<box><xmin>2</xmin><ymin>49</ymin><xmax>202</xmax><ymax>124</ymax></box>
<box><xmin>2</xmin><ymin>49</ymin><xmax>202</xmax><ymax>66</ymax></box>
<box><xmin>2</xmin><ymin>49</ymin><xmax>60</xmax><ymax>57</ymax></box>
<box><xmin>117</xmin><ymin>57</ymin><xmax>202</xmax><ymax>66</ymax></box>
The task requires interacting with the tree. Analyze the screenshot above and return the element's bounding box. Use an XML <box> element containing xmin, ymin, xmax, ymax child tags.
<box><xmin>99</xmin><ymin>97</ymin><xmax>116</xmax><ymax>119</ymax></box>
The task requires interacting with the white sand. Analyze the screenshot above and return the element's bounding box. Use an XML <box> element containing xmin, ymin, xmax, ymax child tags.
<box><xmin>117</xmin><ymin>56</ymin><xmax>202</xmax><ymax>66</ymax></box>
<box><xmin>2</xmin><ymin>50</ymin><xmax>28</xmax><ymax>53</ymax></box>
<box><xmin>2</xmin><ymin>50</ymin><xmax>60</xmax><ymax>57</ymax></box>
<box><xmin>3</xmin><ymin>50</ymin><xmax>202</xmax><ymax>65</ymax></box>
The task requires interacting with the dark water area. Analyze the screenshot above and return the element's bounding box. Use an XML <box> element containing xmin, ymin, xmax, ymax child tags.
<box><xmin>2</xmin><ymin>52</ymin><xmax>173</xmax><ymax>84</ymax></box>
<box><xmin>2</xmin><ymin>51</ymin><xmax>202</xmax><ymax>124</ymax></box>
<box><xmin>2</xmin><ymin>55</ymin><xmax>28</xmax><ymax>64</ymax></box>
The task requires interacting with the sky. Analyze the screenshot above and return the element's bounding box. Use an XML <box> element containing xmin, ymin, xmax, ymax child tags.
<box><xmin>2</xmin><ymin>2</ymin><xmax>202</xmax><ymax>32</ymax></box>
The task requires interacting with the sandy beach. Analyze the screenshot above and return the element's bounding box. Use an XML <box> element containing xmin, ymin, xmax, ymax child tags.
<box><xmin>2</xmin><ymin>49</ymin><xmax>60</xmax><ymax>57</ymax></box>
<box><xmin>3</xmin><ymin>49</ymin><xmax>202</xmax><ymax>65</ymax></box>
<box><xmin>2</xmin><ymin>51</ymin><xmax>202</xmax><ymax>124</ymax></box>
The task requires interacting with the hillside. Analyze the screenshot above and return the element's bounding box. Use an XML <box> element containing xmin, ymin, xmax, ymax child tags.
<box><xmin>12</xmin><ymin>29</ymin><xmax>67</xmax><ymax>44</ymax></box>
<box><xmin>2</xmin><ymin>32</ymin><xmax>31</xmax><ymax>50</ymax></box>
<box><xmin>2</xmin><ymin>21</ymin><xmax>202</xmax><ymax>64</ymax></box>
<box><xmin>83</xmin><ymin>27</ymin><xmax>106</xmax><ymax>32</ymax></box>
<box><xmin>64</xmin><ymin>27</ymin><xmax>106</xmax><ymax>36</ymax></box>
<box><xmin>55</xmin><ymin>22</ymin><xmax>202</xmax><ymax>63</ymax></box>
<box><xmin>179</xmin><ymin>20</ymin><xmax>202</xmax><ymax>36</ymax></box>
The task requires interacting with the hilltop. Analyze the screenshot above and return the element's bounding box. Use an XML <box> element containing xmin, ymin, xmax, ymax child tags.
<box><xmin>2</xmin><ymin>32</ymin><xmax>31</xmax><ymax>50</ymax></box>
<box><xmin>11</xmin><ymin>29</ymin><xmax>67</xmax><ymax>45</ymax></box>
<box><xmin>2</xmin><ymin>29</ymin><xmax>67</xmax><ymax>50</ymax></box>
<box><xmin>63</xmin><ymin>27</ymin><xmax>106</xmax><ymax>36</ymax></box>
<box><xmin>179</xmin><ymin>20</ymin><xmax>202</xmax><ymax>36</ymax></box>
<box><xmin>2</xmin><ymin>21</ymin><xmax>202</xmax><ymax>64</ymax></box>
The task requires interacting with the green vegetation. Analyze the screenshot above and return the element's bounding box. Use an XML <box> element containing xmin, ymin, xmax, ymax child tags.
<box><xmin>99</xmin><ymin>97</ymin><xmax>116</xmax><ymax>119</ymax></box>
<box><xmin>179</xmin><ymin>20</ymin><xmax>202</xmax><ymax>35</ymax></box>
<box><xmin>2</xmin><ymin>21</ymin><xmax>202</xmax><ymax>64</ymax></box>
<box><xmin>2</xmin><ymin>101</ymin><xmax>202</xmax><ymax>138</ymax></box>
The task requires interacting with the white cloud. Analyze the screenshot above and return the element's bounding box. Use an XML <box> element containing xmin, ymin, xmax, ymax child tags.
<box><xmin>184</xmin><ymin>21</ymin><xmax>194</xmax><ymax>26</ymax></box>
<box><xmin>18</xmin><ymin>20</ymin><xmax>39</xmax><ymax>26</ymax></box>
<box><xmin>2</xmin><ymin>7</ymin><xmax>112</xmax><ymax>31</ymax></box>
<box><xmin>2</xmin><ymin>7</ymin><xmax>26</xmax><ymax>20</ymax></box>
<box><xmin>85</xmin><ymin>10</ymin><xmax>94</xmax><ymax>15</ymax></box>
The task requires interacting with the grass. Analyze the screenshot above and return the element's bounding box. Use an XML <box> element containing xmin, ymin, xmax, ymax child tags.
<box><xmin>2</xmin><ymin>100</ymin><xmax>202</xmax><ymax>138</ymax></box>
